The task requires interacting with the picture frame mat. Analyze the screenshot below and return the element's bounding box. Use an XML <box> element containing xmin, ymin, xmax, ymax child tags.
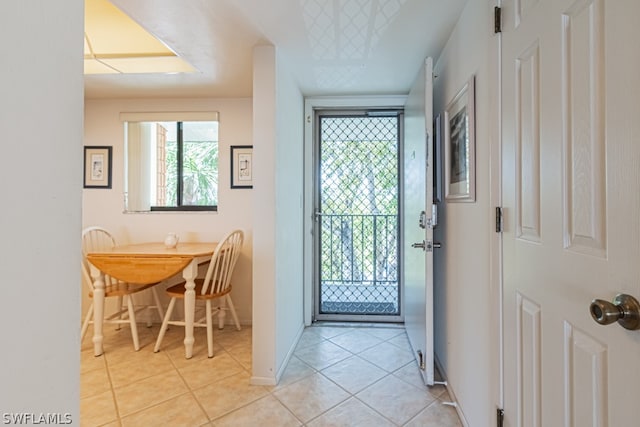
<box><xmin>444</xmin><ymin>75</ymin><xmax>475</xmax><ymax>202</ymax></box>
<box><xmin>83</xmin><ymin>146</ymin><xmax>112</xmax><ymax>189</ymax></box>
<box><xmin>230</xmin><ymin>145</ymin><xmax>253</xmax><ymax>189</ymax></box>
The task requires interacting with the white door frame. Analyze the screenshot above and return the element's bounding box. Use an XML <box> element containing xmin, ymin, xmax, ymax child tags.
<box><xmin>303</xmin><ymin>95</ymin><xmax>407</xmax><ymax>325</ymax></box>
<box><xmin>494</xmin><ymin>0</ymin><xmax>505</xmax><ymax>415</ymax></box>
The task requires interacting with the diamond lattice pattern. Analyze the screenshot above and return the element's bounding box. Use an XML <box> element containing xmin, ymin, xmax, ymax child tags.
<box><xmin>319</xmin><ymin>115</ymin><xmax>399</xmax><ymax>315</ymax></box>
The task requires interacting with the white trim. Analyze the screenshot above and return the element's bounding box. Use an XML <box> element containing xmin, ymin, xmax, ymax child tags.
<box><xmin>495</xmin><ymin>0</ymin><xmax>505</xmax><ymax>414</ymax></box>
<box><xmin>119</xmin><ymin>111</ymin><xmax>219</xmax><ymax>122</ymax></box>
<box><xmin>435</xmin><ymin>355</ymin><xmax>470</xmax><ymax>427</ymax></box>
<box><xmin>250</xmin><ymin>322</ymin><xmax>304</xmax><ymax>386</ymax></box>
<box><xmin>304</xmin><ymin>95</ymin><xmax>407</xmax><ymax>109</ymax></box>
<box><xmin>249</xmin><ymin>376</ymin><xmax>277</xmax><ymax>386</ymax></box>
<box><xmin>302</xmin><ymin>95</ymin><xmax>407</xmax><ymax>326</ymax></box>
<box><xmin>276</xmin><ymin>323</ymin><xmax>305</xmax><ymax>382</ymax></box>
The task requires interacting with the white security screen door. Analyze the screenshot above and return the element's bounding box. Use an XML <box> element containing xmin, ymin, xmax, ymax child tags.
<box><xmin>404</xmin><ymin>57</ymin><xmax>435</xmax><ymax>385</ymax></box>
<box><xmin>314</xmin><ymin>110</ymin><xmax>402</xmax><ymax>322</ymax></box>
<box><xmin>502</xmin><ymin>0</ymin><xmax>640</xmax><ymax>425</ymax></box>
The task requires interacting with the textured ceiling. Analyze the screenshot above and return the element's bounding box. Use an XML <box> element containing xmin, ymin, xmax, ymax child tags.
<box><xmin>83</xmin><ymin>0</ymin><xmax>467</xmax><ymax>99</ymax></box>
<box><xmin>84</xmin><ymin>0</ymin><xmax>195</xmax><ymax>74</ymax></box>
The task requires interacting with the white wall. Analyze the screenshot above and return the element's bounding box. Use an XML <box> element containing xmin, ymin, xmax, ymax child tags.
<box><xmin>432</xmin><ymin>0</ymin><xmax>500</xmax><ymax>425</ymax></box>
<box><xmin>252</xmin><ymin>46</ymin><xmax>277</xmax><ymax>384</ymax></box>
<box><xmin>274</xmin><ymin>50</ymin><xmax>305</xmax><ymax>379</ymax></box>
<box><xmin>83</xmin><ymin>98</ymin><xmax>254</xmax><ymax>325</ymax></box>
<box><xmin>252</xmin><ymin>45</ymin><xmax>305</xmax><ymax>385</ymax></box>
<box><xmin>0</xmin><ymin>0</ymin><xmax>82</xmax><ymax>419</ymax></box>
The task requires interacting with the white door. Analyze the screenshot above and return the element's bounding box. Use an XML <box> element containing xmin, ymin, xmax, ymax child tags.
<box><xmin>502</xmin><ymin>0</ymin><xmax>640</xmax><ymax>425</ymax></box>
<box><xmin>404</xmin><ymin>57</ymin><xmax>435</xmax><ymax>385</ymax></box>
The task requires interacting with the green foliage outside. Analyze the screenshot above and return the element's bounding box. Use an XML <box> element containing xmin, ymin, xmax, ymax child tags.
<box><xmin>165</xmin><ymin>140</ymin><xmax>219</xmax><ymax>206</ymax></box>
<box><xmin>161</xmin><ymin>119</ymin><xmax>218</xmax><ymax>207</ymax></box>
<box><xmin>319</xmin><ymin>117</ymin><xmax>399</xmax><ymax>286</ymax></box>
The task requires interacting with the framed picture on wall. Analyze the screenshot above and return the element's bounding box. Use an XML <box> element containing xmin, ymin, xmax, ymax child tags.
<box><xmin>433</xmin><ymin>113</ymin><xmax>443</xmax><ymax>203</ymax></box>
<box><xmin>444</xmin><ymin>75</ymin><xmax>475</xmax><ymax>202</ymax></box>
<box><xmin>83</xmin><ymin>146</ymin><xmax>112</xmax><ymax>189</ymax></box>
<box><xmin>230</xmin><ymin>145</ymin><xmax>253</xmax><ymax>189</ymax></box>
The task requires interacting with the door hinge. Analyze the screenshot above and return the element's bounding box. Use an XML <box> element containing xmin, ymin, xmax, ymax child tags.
<box><xmin>496</xmin><ymin>207</ymin><xmax>504</xmax><ymax>233</ymax></box>
<box><xmin>497</xmin><ymin>408</ymin><xmax>504</xmax><ymax>427</ymax></box>
<box><xmin>430</xmin><ymin>204</ymin><xmax>438</xmax><ymax>228</ymax></box>
<box><xmin>494</xmin><ymin>6</ymin><xmax>502</xmax><ymax>34</ymax></box>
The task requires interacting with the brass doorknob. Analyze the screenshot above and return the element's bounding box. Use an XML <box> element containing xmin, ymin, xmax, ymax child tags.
<box><xmin>590</xmin><ymin>294</ymin><xmax>640</xmax><ymax>330</ymax></box>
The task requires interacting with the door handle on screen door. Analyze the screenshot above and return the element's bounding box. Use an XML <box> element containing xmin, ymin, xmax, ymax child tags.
<box><xmin>411</xmin><ymin>240</ymin><xmax>442</xmax><ymax>252</ymax></box>
<box><xmin>411</xmin><ymin>241</ymin><xmax>426</xmax><ymax>250</ymax></box>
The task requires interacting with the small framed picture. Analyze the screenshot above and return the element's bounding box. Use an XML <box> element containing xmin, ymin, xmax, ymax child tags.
<box><xmin>230</xmin><ymin>145</ymin><xmax>253</xmax><ymax>189</ymax></box>
<box><xmin>444</xmin><ymin>75</ymin><xmax>475</xmax><ymax>202</ymax></box>
<box><xmin>83</xmin><ymin>146</ymin><xmax>112</xmax><ymax>189</ymax></box>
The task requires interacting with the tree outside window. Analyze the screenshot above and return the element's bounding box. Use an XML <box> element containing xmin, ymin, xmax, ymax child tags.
<box><xmin>125</xmin><ymin>118</ymin><xmax>219</xmax><ymax>212</ymax></box>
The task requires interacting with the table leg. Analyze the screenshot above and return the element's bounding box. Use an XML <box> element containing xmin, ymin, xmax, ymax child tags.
<box><xmin>182</xmin><ymin>259</ymin><xmax>198</xmax><ymax>359</ymax></box>
<box><xmin>89</xmin><ymin>266</ymin><xmax>106</xmax><ymax>356</ymax></box>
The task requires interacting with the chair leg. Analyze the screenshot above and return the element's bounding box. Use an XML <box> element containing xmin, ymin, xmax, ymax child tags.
<box><xmin>145</xmin><ymin>291</ymin><xmax>153</xmax><ymax>328</ymax></box>
<box><xmin>217</xmin><ymin>296</ymin><xmax>227</xmax><ymax>329</ymax></box>
<box><xmin>80</xmin><ymin>304</ymin><xmax>94</xmax><ymax>341</ymax></box>
<box><xmin>206</xmin><ymin>301</ymin><xmax>214</xmax><ymax>358</ymax></box>
<box><xmin>116</xmin><ymin>296</ymin><xmax>124</xmax><ymax>330</ymax></box>
<box><xmin>125</xmin><ymin>295</ymin><xmax>140</xmax><ymax>351</ymax></box>
<box><xmin>150</xmin><ymin>287</ymin><xmax>165</xmax><ymax>324</ymax></box>
<box><xmin>225</xmin><ymin>295</ymin><xmax>242</xmax><ymax>331</ymax></box>
<box><xmin>154</xmin><ymin>297</ymin><xmax>176</xmax><ymax>353</ymax></box>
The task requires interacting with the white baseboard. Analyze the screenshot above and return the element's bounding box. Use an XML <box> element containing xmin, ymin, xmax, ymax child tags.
<box><xmin>251</xmin><ymin>323</ymin><xmax>305</xmax><ymax>386</ymax></box>
<box><xmin>249</xmin><ymin>376</ymin><xmax>277</xmax><ymax>386</ymax></box>
<box><xmin>434</xmin><ymin>355</ymin><xmax>470</xmax><ymax>427</ymax></box>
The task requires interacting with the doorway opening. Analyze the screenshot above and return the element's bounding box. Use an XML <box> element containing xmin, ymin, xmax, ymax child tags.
<box><xmin>313</xmin><ymin>110</ymin><xmax>403</xmax><ymax>322</ymax></box>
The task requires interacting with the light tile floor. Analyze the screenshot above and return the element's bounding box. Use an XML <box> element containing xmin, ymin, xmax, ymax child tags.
<box><xmin>81</xmin><ymin>323</ymin><xmax>462</xmax><ymax>426</ymax></box>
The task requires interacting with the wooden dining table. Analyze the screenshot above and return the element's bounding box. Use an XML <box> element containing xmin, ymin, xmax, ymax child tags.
<box><xmin>86</xmin><ymin>241</ymin><xmax>217</xmax><ymax>358</ymax></box>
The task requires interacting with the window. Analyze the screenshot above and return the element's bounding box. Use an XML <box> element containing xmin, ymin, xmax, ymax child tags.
<box><xmin>122</xmin><ymin>112</ymin><xmax>219</xmax><ymax>212</ymax></box>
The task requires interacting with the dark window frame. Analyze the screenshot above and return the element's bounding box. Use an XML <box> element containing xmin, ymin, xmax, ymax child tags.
<box><xmin>150</xmin><ymin>121</ymin><xmax>218</xmax><ymax>212</ymax></box>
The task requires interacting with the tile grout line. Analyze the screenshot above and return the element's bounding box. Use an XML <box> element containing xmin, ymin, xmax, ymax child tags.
<box><xmin>165</xmin><ymin>343</ymin><xmax>214</xmax><ymax>425</ymax></box>
<box><xmin>84</xmin><ymin>325</ymin><xmax>460</xmax><ymax>426</ymax></box>
<box><xmin>102</xmin><ymin>351</ymin><xmax>124</xmax><ymax>426</ymax></box>
<box><xmin>107</xmin><ymin>328</ymin><xmax>230</xmax><ymax>424</ymax></box>
<box><xmin>296</xmin><ymin>330</ymin><xmax>442</xmax><ymax>426</ymax></box>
